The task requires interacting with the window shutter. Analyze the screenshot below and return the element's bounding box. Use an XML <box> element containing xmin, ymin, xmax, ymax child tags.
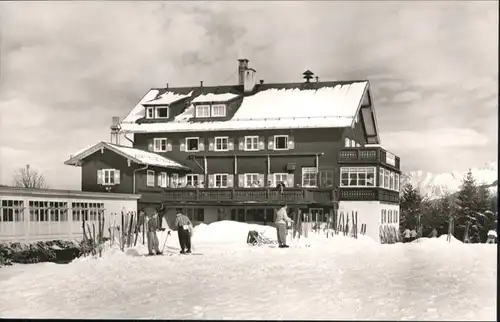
<box><xmin>198</xmin><ymin>174</ymin><xmax>205</xmax><ymax>187</ymax></box>
<box><xmin>259</xmin><ymin>136</ymin><xmax>265</xmax><ymax>150</ymax></box>
<box><xmin>286</xmin><ymin>174</ymin><xmax>294</xmax><ymax>187</ymax></box>
<box><xmin>198</xmin><ymin>138</ymin><xmax>205</xmax><ymax>151</ymax></box>
<box><xmin>227</xmin><ymin>174</ymin><xmax>234</xmax><ymax>188</ymax></box>
<box><xmin>208</xmin><ymin>174</ymin><xmax>215</xmax><ymax>188</ymax></box>
<box><xmin>97</xmin><ymin>170</ymin><xmax>103</xmax><ymax>184</ymax></box>
<box><xmin>166</xmin><ymin>139</ymin><xmax>173</xmax><ymax>151</ymax></box>
<box><xmin>206</xmin><ymin>138</ymin><xmax>214</xmax><ymax>151</ymax></box>
<box><xmin>268</xmin><ymin>136</ymin><xmax>274</xmax><ymax>150</ymax></box>
<box><xmin>148</xmin><ymin>140</ymin><xmax>154</xmax><ymax>152</ymax></box>
<box><xmin>238</xmin><ymin>174</ymin><xmax>245</xmax><ymax>187</ymax></box>
<box><xmin>228</xmin><ymin>138</ymin><xmax>234</xmax><ymax>150</ymax></box>
<box><xmin>257</xmin><ymin>174</ymin><xmax>265</xmax><ymax>187</ymax></box>
<box><xmin>288</xmin><ymin>135</ymin><xmax>295</xmax><ymax>149</ymax></box>
<box><xmin>179</xmin><ymin>139</ymin><xmax>186</xmax><ymax>152</ymax></box>
<box><xmin>179</xmin><ymin>176</ymin><xmax>187</xmax><ymax>187</ymax></box>
<box><xmin>238</xmin><ymin>137</ymin><xmax>245</xmax><ymax>150</ymax></box>
<box><xmin>157</xmin><ymin>173</ymin><xmax>162</xmax><ymax>186</ymax></box>
<box><xmin>114</xmin><ymin>170</ymin><xmax>121</xmax><ymax>184</ymax></box>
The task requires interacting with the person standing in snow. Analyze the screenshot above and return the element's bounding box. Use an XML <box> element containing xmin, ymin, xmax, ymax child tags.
<box><xmin>402</xmin><ymin>228</ymin><xmax>411</xmax><ymax>243</ymax></box>
<box><xmin>275</xmin><ymin>204</ymin><xmax>293</xmax><ymax>248</ymax></box>
<box><xmin>146</xmin><ymin>210</ymin><xmax>162</xmax><ymax>256</ymax></box>
<box><xmin>486</xmin><ymin>230</ymin><xmax>497</xmax><ymax>244</ymax></box>
<box><xmin>174</xmin><ymin>209</ymin><xmax>193</xmax><ymax>254</ymax></box>
<box><xmin>410</xmin><ymin>229</ymin><xmax>417</xmax><ymax>241</ymax></box>
<box><xmin>428</xmin><ymin>228</ymin><xmax>438</xmax><ymax>238</ymax></box>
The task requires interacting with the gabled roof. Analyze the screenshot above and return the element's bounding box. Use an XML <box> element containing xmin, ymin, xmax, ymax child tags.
<box><xmin>64</xmin><ymin>141</ymin><xmax>189</xmax><ymax>170</ymax></box>
<box><xmin>120</xmin><ymin>80</ymin><xmax>371</xmax><ymax>134</ymax></box>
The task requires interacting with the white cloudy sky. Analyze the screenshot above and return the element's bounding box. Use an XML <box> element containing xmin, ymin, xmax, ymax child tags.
<box><xmin>0</xmin><ymin>1</ymin><xmax>497</xmax><ymax>189</ymax></box>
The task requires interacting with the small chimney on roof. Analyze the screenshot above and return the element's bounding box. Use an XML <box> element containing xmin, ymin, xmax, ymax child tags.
<box><xmin>166</xmin><ymin>82</ymin><xmax>169</xmax><ymax>89</ymax></box>
<box><xmin>315</xmin><ymin>76</ymin><xmax>319</xmax><ymax>83</ymax></box>
<box><xmin>237</xmin><ymin>59</ymin><xmax>257</xmax><ymax>92</ymax></box>
<box><xmin>303</xmin><ymin>70</ymin><xmax>314</xmax><ymax>83</ymax></box>
<box><xmin>200</xmin><ymin>80</ymin><xmax>204</xmax><ymax>88</ymax></box>
<box><xmin>260</xmin><ymin>79</ymin><xmax>264</xmax><ymax>85</ymax></box>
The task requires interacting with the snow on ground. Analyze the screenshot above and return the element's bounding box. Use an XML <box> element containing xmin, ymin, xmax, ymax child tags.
<box><xmin>0</xmin><ymin>221</ymin><xmax>496</xmax><ymax>320</ymax></box>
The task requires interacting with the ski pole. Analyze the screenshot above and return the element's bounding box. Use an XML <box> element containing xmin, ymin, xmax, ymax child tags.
<box><xmin>161</xmin><ymin>230</ymin><xmax>171</xmax><ymax>253</ymax></box>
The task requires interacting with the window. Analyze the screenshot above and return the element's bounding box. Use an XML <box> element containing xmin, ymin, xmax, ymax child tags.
<box><xmin>274</xmin><ymin>173</ymin><xmax>288</xmax><ymax>186</ymax></box>
<box><xmin>381</xmin><ymin>209</ymin><xmax>387</xmax><ymax>224</ymax></box>
<box><xmin>195</xmin><ymin>105</ymin><xmax>210</xmax><ymax>118</ymax></box>
<box><xmin>244</xmin><ymin>136</ymin><xmax>259</xmax><ymax>151</ymax></box>
<box><xmin>0</xmin><ymin>200</ymin><xmax>24</xmax><ymax>222</ymax></box>
<box><xmin>379</xmin><ymin>168</ymin><xmax>384</xmax><ymax>188</ymax></box>
<box><xmin>274</xmin><ymin>135</ymin><xmax>289</xmax><ymax>150</ymax></box>
<box><xmin>48</xmin><ymin>202</ymin><xmax>69</xmax><ymax>222</ymax></box>
<box><xmin>170</xmin><ymin>173</ymin><xmax>179</xmax><ymax>187</ymax></box>
<box><xmin>155</xmin><ymin>107</ymin><xmax>169</xmax><ymax>118</ymax></box>
<box><xmin>394</xmin><ymin>210</ymin><xmax>399</xmax><ymax>223</ymax></box>
<box><xmin>349</xmin><ymin>139</ymin><xmax>355</xmax><ymax>148</ymax></box>
<box><xmin>384</xmin><ymin>169</ymin><xmax>390</xmax><ymax>189</ymax></box>
<box><xmin>147</xmin><ymin>170</ymin><xmax>155</xmax><ymax>187</ymax></box>
<box><xmin>388</xmin><ymin>210</ymin><xmax>393</xmax><ymax>224</ymax></box>
<box><xmin>245</xmin><ymin>173</ymin><xmax>259</xmax><ymax>187</ymax></box>
<box><xmin>395</xmin><ymin>173</ymin><xmax>400</xmax><ymax>191</ymax></box>
<box><xmin>186</xmin><ymin>137</ymin><xmax>199</xmax><ymax>152</ymax></box>
<box><xmin>344</xmin><ymin>138</ymin><xmax>350</xmax><ymax>147</ymax></box>
<box><xmin>186</xmin><ymin>208</ymin><xmax>205</xmax><ymax>222</ymax></box>
<box><xmin>186</xmin><ymin>174</ymin><xmax>199</xmax><ymax>187</ymax></box>
<box><xmin>340</xmin><ymin>167</ymin><xmax>376</xmax><ymax>187</ymax></box>
<box><xmin>214</xmin><ymin>136</ymin><xmax>229</xmax><ymax>151</ymax></box>
<box><xmin>103</xmin><ymin>169</ymin><xmax>115</xmax><ymax>185</ymax></box>
<box><xmin>211</xmin><ymin>104</ymin><xmax>226</xmax><ymax>117</ymax></box>
<box><xmin>146</xmin><ymin>107</ymin><xmax>154</xmax><ymax>119</ymax></box>
<box><xmin>154</xmin><ymin>138</ymin><xmax>167</xmax><ymax>152</ymax></box>
<box><xmin>214</xmin><ymin>174</ymin><xmax>228</xmax><ymax>188</ymax></box>
<box><xmin>355</xmin><ymin>143</ymin><xmax>361</xmax><ymax>147</ymax></box>
<box><xmin>158</xmin><ymin>172</ymin><xmax>168</xmax><ymax>188</ymax></box>
<box><xmin>302</xmin><ymin>167</ymin><xmax>317</xmax><ymax>187</ymax></box>
<box><xmin>319</xmin><ymin>170</ymin><xmax>334</xmax><ymax>187</ymax></box>
<box><xmin>389</xmin><ymin>172</ymin><xmax>395</xmax><ymax>190</ymax></box>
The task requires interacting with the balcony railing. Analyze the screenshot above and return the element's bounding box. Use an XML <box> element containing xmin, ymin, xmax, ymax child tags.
<box><xmin>339</xmin><ymin>188</ymin><xmax>400</xmax><ymax>203</ymax></box>
<box><xmin>339</xmin><ymin>147</ymin><xmax>400</xmax><ymax>170</ymax></box>
<box><xmin>141</xmin><ymin>187</ymin><xmax>334</xmax><ymax>204</ymax></box>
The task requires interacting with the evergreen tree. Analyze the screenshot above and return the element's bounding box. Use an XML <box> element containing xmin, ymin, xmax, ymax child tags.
<box><xmin>399</xmin><ymin>183</ymin><xmax>424</xmax><ymax>231</ymax></box>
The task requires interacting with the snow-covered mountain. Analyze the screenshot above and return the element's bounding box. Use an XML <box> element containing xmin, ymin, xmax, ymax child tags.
<box><xmin>402</xmin><ymin>161</ymin><xmax>498</xmax><ymax>199</ymax></box>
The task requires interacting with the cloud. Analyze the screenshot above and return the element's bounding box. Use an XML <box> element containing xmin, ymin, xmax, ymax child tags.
<box><xmin>0</xmin><ymin>1</ymin><xmax>497</xmax><ymax>188</ymax></box>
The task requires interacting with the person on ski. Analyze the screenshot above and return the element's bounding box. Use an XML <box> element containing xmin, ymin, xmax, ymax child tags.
<box><xmin>402</xmin><ymin>228</ymin><xmax>411</xmax><ymax>243</ymax></box>
<box><xmin>174</xmin><ymin>209</ymin><xmax>193</xmax><ymax>254</ymax></box>
<box><xmin>275</xmin><ymin>204</ymin><xmax>293</xmax><ymax>248</ymax></box>
<box><xmin>146</xmin><ymin>210</ymin><xmax>162</xmax><ymax>256</ymax></box>
<box><xmin>410</xmin><ymin>228</ymin><xmax>417</xmax><ymax>241</ymax></box>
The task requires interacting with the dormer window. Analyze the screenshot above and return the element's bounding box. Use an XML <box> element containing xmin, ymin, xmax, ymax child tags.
<box><xmin>211</xmin><ymin>104</ymin><xmax>226</xmax><ymax>117</ymax></box>
<box><xmin>196</xmin><ymin>105</ymin><xmax>210</xmax><ymax>118</ymax></box>
<box><xmin>146</xmin><ymin>107</ymin><xmax>154</xmax><ymax>119</ymax></box>
<box><xmin>155</xmin><ymin>107</ymin><xmax>169</xmax><ymax>119</ymax></box>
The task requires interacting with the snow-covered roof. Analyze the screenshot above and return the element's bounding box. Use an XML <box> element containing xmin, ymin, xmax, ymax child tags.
<box><xmin>144</xmin><ymin>91</ymin><xmax>193</xmax><ymax>106</ymax></box>
<box><xmin>122</xmin><ymin>90</ymin><xmax>159</xmax><ymax>123</ymax></box>
<box><xmin>191</xmin><ymin>93</ymin><xmax>239</xmax><ymax>104</ymax></box>
<box><xmin>64</xmin><ymin>142</ymin><xmax>189</xmax><ymax>170</ymax></box>
<box><xmin>120</xmin><ymin>82</ymin><xmax>368</xmax><ymax>133</ymax></box>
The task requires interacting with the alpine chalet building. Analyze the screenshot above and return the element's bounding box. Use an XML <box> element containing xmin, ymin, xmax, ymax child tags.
<box><xmin>65</xmin><ymin>59</ymin><xmax>401</xmax><ymax>241</ymax></box>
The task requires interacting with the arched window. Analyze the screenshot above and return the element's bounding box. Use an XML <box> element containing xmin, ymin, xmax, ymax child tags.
<box><xmin>344</xmin><ymin>138</ymin><xmax>350</xmax><ymax>147</ymax></box>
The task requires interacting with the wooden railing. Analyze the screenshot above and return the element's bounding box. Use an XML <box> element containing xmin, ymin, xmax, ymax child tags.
<box><xmin>141</xmin><ymin>187</ymin><xmax>334</xmax><ymax>204</ymax></box>
<box><xmin>339</xmin><ymin>147</ymin><xmax>400</xmax><ymax>171</ymax></box>
<box><xmin>339</xmin><ymin>188</ymin><xmax>400</xmax><ymax>203</ymax></box>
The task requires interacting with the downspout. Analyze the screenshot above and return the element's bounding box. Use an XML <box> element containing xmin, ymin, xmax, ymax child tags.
<box><xmin>133</xmin><ymin>164</ymin><xmax>149</xmax><ymax>194</ymax></box>
<box><xmin>124</xmin><ymin>132</ymin><xmax>134</xmax><ymax>145</ymax></box>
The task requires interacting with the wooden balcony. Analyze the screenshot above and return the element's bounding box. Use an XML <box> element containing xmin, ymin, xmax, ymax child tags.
<box><xmin>339</xmin><ymin>147</ymin><xmax>400</xmax><ymax>171</ymax></box>
<box><xmin>140</xmin><ymin>187</ymin><xmax>334</xmax><ymax>205</ymax></box>
<box><xmin>339</xmin><ymin>188</ymin><xmax>400</xmax><ymax>204</ymax></box>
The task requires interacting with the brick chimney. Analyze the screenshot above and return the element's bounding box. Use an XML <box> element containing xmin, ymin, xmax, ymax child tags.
<box><xmin>238</xmin><ymin>59</ymin><xmax>257</xmax><ymax>92</ymax></box>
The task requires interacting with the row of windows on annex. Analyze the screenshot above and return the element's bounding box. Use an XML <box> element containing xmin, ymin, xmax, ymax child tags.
<box><xmin>340</xmin><ymin>167</ymin><xmax>400</xmax><ymax>191</ymax></box>
<box><xmin>381</xmin><ymin>209</ymin><xmax>399</xmax><ymax>224</ymax></box>
<box><xmin>151</xmin><ymin>135</ymin><xmax>296</xmax><ymax>153</ymax></box>
<box><xmin>0</xmin><ymin>200</ymin><xmax>104</xmax><ymax>223</ymax></box>
<box><xmin>146</xmin><ymin>168</ymin><xmax>334</xmax><ymax>188</ymax></box>
<box><xmin>145</xmin><ymin>103</ymin><xmax>228</xmax><ymax>120</ymax></box>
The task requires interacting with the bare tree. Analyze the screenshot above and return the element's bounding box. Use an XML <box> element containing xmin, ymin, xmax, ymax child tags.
<box><xmin>13</xmin><ymin>164</ymin><xmax>48</xmax><ymax>189</ymax></box>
